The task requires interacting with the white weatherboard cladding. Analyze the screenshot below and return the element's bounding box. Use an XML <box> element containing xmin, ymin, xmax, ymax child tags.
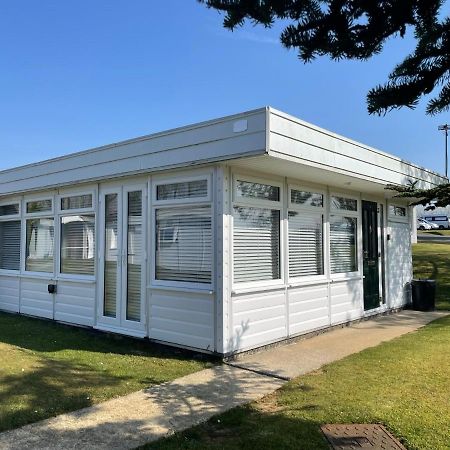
<box><xmin>149</xmin><ymin>289</ymin><xmax>214</xmax><ymax>351</ymax></box>
<box><xmin>330</xmin><ymin>279</ymin><xmax>363</xmax><ymax>325</ymax></box>
<box><xmin>387</xmin><ymin>222</ymin><xmax>413</xmax><ymax>308</ymax></box>
<box><xmin>230</xmin><ymin>289</ymin><xmax>286</xmax><ymax>352</ymax></box>
<box><xmin>54</xmin><ymin>281</ymin><xmax>96</xmax><ymax>326</ymax></box>
<box><xmin>0</xmin><ymin>275</ymin><xmax>20</xmax><ymax>312</ymax></box>
<box><xmin>288</xmin><ymin>283</ymin><xmax>329</xmax><ymax>335</ymax></box>
<box><xmin>20</xmin><ymin>278</ymin><xmax>54</xmax><ymax>319</ymax></box>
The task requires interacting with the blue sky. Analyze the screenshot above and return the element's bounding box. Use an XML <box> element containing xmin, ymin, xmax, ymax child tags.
<box><xmin>0</xmin><ymin>0</ymin><xmax>448</xmax><ymax>174</ymax></box>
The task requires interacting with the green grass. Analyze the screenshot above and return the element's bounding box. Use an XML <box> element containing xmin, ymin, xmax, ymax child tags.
<box><xmin>0</xmin><ymin>312</ymin><xmax>212</xmax><ymax>432</ymax></box>
<box><xmin>144</xmin><ymin>316</ymin><xmax>450</xmax><ymax>450</ymax></box>
<box><xmin>412</xmin><ymin>242</ymin><xmax>450</xmax><ymax>310</ymax></box>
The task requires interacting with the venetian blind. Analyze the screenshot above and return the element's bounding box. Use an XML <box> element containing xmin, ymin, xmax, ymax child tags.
<box><xmin>104</xmin><ymin>194</ymin><xmax>118</xmax><ymax>318</ymax></box>
<box><xmin>233</xmin><ymin>206</ymin><xmax>280</xmax><ymax>283</ymax></box>
<box><xmin>330</xmin><ymin>216</ymin><xmax>357</xmax><ymax>273</ymax></box>
<box><xmin>126</xmin><ymin>191</ymin><xmax>142</xmax><ymax>321</ymax></box>
<box><xmin>288</xmin><ymin>212</ymin><xmax>324</xmax><ymax>277</ymax></box>
<box><xmin>60</xmin><ymin>215</ymin><xmax>95</xmax><ymax>275</ymax></box>
<box><xmin>0</xmin><ymin>221</ymin><xmax>21</xmax><ymax>270</ymax></box>
<box><xmin>155</xmin><ymin>206</ymin><xmax>212</xmax><ymax>283</ymax></box>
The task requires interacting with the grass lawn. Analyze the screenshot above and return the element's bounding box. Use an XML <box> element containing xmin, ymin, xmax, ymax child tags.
<box><xmin>145</xmin><ymin>315</ymin><xmax>450</xmax><ymax>450</ymax></box>
<box><xmin>412</xmin><ymin>242</ymin><xmax>450</xmax><ymax>310</ymax></box>
<box><xmin>0</xmin><ymin>312</ymin><xmax>212</xmax><ymax>432</ymax></box>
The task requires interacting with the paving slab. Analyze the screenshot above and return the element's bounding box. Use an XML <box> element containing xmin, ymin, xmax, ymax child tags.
<box><xmin>0</xmin><ymin>310</ymin><xmax>446</xmax><ymax>450</ymax></box>
<box><xmin>229</xmin><ymin>310</ymin><xmax>449</xmax><ymax>380</ymax></box>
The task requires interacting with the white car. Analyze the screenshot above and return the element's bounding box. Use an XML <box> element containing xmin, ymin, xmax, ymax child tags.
<box><xmin>417</xmin><ymin>218</ymin><xmax>434</xmax><ymax>230</ymax></box>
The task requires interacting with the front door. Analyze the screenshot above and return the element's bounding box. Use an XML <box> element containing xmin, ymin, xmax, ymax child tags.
<box><xmin>97</xmin><ymin>183</ymin><xmax>146</xmax><ymax>336</ymax></box>
<box><xmin>362</xmin><ymin>200</ymin><xmax>380</xmax><ymax>310</ymax></box>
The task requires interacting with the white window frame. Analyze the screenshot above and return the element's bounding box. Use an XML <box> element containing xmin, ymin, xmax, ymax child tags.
<box><xmin>23</xmin><ymin>195</ymin><xmax>56</xmax><ymax>276</ymax></box>
<box><xmin>231</xmin><ymin>173</ymin><xmax>284</xmax><ymax>289</ymax></box>
<box><xmin>58</xmin><ymin>189</ymin><xmax>96</xmax><ymax>215</ymax></box>
<box><xmin>329</xmin><ymin>192</ymin><xmax>361</xmax><ymax>278</ymax></box>
<box><xmin>0</xmin><ymin>198</ymin><xmax>22</xmax><ymax>274</ymax></box>
<box><xmin>388</xmin><ymin>203</ymin><xmax>409</xmax><ymax>223</ymax></box>
<box><xmin>152</xmin><ymin>173</ymin><xmax>212</xmax><ymax>206</ymax></box>
<box><xmin>151</xmin><ymin>172</ymin><xmax>213</xmax><ymax>291</ymax></box>
<box><xmin>287</xmin><ymin>184</ymin><xmax>327</xmax><ymax>283</ymax></box>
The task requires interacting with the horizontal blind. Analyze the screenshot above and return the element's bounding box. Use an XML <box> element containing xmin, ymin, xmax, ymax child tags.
<box><xmin>25</xmin><ymin>218</ymin><xmax>54</xmax><ymax>272</ymax></box>
<box><xmin>330</xmin><ymin>216</ymin><xmax>357</xmax><ymax>273</ymax></box>
<box><xmin>233</xmin><ymin>206</ymin><xmax>280</xmax><ymax>283</ymax></box>
<box><xmin>127</xmin><ymin>191</ymin><xmax>142</xmax><ymax>321</ymax></box>
<box><xmin>60</xmin><ymin>215</ymin><xmax>95</xmax><ymax>275</ymax></box>
<box><xmin>157</xmin><ymin>180</ymin><xmax>208</xmax><ymax>200</ymax></box>
<box><xmin>288</xmin><ymin>212</ymin><xmax>323</xmax><ymax>277</ymax></box>
<box><xmin>61</xmin><ymin>194</ymin><xmax>93</xmax><ymax>210</ymax></box>
<box><xmin>156</xmin><ymin>206</ymin><xmax>212</xmax><ymax>283</ymax></box>
<box><xmin>104</xmin><ymin>194</ymin><xmax>118</xmax><ymax>318</ymax></box>
<box><xmin>0</xmin><ymin>221</ymin><xmax>21</xmax><ymax>270</ymax></box>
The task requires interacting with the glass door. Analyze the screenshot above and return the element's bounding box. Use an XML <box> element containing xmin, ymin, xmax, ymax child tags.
<box><xmin>98</xmin><ymin>183</ymin><xmax>146</xmax><ymax>336</ymax></box>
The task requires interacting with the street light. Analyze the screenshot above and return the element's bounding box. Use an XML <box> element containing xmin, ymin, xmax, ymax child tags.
<box><xmin>438</xmin><ymin>124</ymin><xmax>449</xmax><ymax>178</ymax></box>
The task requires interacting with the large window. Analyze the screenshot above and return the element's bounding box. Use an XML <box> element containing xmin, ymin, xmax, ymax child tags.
<box><xmin>330</xmin><ymin>195</ymin><xmax>358</xmax><ymax>274</ymax></box>
<box><xmin>26</xmin><ymin>217</ymin><xmax>55</xmax><ymax>272</ymax></box>
<box><xmin>232</xmin><ymin>177</ymin><xmax>282</xmax><ymax>284</ymax></box>
<box><xmin>60</xmin><ymin>215</ymin><xmax>95</xmax><ymax>275</ymax></box>
<box><xmin>288</xmin><ymin>188</ymin><xmax>324</xmax><ymax>278</ymax></box>
<box><xmin>59</xmin><ymin>193</ymin><xmax>95</xmax><ymax>276</ymax></box>
<box><xmin>155</xmin><ymin>206</ymin><xmax>212</xmax><ymax>283</ymax></box>
<box><xmin>154</xmin><ymin>177</ymin><xmax>212</xmax><ymax>285</ymax></box>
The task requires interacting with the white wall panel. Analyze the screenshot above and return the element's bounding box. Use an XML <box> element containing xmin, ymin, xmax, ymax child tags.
<box><xmin>230</xmin><ymin>289</ymin><xmax>286</xmax><ymax>352</ymax></box>
<box><xmin>288</xmin><ymin>283</ymin><xmax>329</xmax><ymax>336</ymax></box>
<box><xmin>0</xmin><ymin>275</ymin><xmax>20</xmax><ymax>312</ymax></box>
<box><xmin>330</xmin><ymin>279</ymin><xmax>363</xmax><ymax>325</ymax></box>
<box><xmin>387</xmin><ymin>222</ymin><xmax>413</xmax><ymax>308</ymax></box>
<box><xmin>20</xmin><ymin>278</ymin><xmax>53</xmax><ymax>319</ymax></box>
<box><xmin>149</xmin><ymin>289</ymin><xmax>214</xmax><ymax>351</ymax></box>
<box><xmin>54</xmin><ymin>281</ymin><xmax>96</xmax><ymax>326</ymax></box>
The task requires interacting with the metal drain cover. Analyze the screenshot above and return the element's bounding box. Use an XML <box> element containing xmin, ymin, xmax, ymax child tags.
<box><xmin>321</xmin><ymin>424</ymin><xmax>406</xmax><ymax>449</ymax></box>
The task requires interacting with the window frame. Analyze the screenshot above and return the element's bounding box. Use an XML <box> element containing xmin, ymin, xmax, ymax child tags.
<box><xmin>287</xmin><ymin>184</ymin><xmax>327</xmax><ymax>283</ymax></box>
<box><xmin>25</xmin><ymin>197</ymin><xmax>53</xmax><ymax>217</ymax></box>
<box><xmin>151</xmin><ymin>172</ymin><xmax>213</xmax><ymax>291</ymax></box>
<box><xmin>152</xmin><ymin>174</ymin><xmax>212</xmax><ymax>206</ymax></box>
<box><xmin>388</xmin><ymin>203</ymin><xmax>409</xmax><ymax>223</ymax></box>
<box><xmin>329</xmin><ymin>192</ymin><xmax>360</xmax><ymax>278</ymax></box>
<box><xmin>0</xmin><ymin>199</ymin><xmax>22</xmax><ymax>274</ymax></box>
<box><xmin>231</xmin><ymin>174</ymin><xmax>284</xmax><ymax>289</ymax></box>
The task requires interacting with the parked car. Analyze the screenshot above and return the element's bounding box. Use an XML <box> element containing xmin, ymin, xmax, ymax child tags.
<box><xmin>421</xmin><ymin>215</ymin><xmax>450</xmax><ymax>229</ymax></box>
<box><xmin>417</xmin><ymin>218</ymin><xmax>432</xmax><ymax>230</ymax></box>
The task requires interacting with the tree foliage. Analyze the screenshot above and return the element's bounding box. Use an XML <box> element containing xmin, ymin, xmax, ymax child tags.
<box><xmin>200</xmin><ymin>0</ymin><xmax>450</xmax><ymax>115</ymax></box>
<box><xmin>386</xmin><ymin>181</ymin><xmax>450</xmax><ymax>207</ymax></box>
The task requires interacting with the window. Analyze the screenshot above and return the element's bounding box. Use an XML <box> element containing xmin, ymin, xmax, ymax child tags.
<box><xmin>104</xmin><ymin>193</ymin><xmax>118</xmax><ymax>317</ymax></box>
<box><xmin>233</xmin><ymin>206</ymin><xmax>280</xmax><ymax>283</ymax></box>
<box><xmin>330</xmin><ymin>216</ymin><xmax>357</xmax><ymax>273</ymax></box>
<box><xmin>291</xmin><ymin>189</ymin><xmax>323</xmax><ymax>207</ymax></box>
<box><xmin>61</xmin><ymin>194</ymin><xmax>93</xmax><ymax>210</ymax></box>
<box><xmin>331</xmin><ymin>196</ymin><xmax>357</xmax><ymax>211</ymax></box>
<box><xmin>0</xmin><ymin>203</ymin><xmax>19</xmax><ymax>216</ymax></box>
<box><xmin>0</xmin><ymin>221</ymin><xmax>21</xmax><ymax>270</ymax></box>
<box><xmin>26</xmin><ymin>199</ymin><xmax>52</xmax><ymax>214</ymax></box>
<box><xmin>389</xmin><ymin>205</ymin><xmax>406</xmax><ymax>217</ymax></box>
<box><xmin>25</xmin><ymin>218</ymin><xmax>54</xmax><ymax>272</ymax></box>
<box><xmin>289</xmin><ymin>212</ymin><xmax>324</xmax><ymax>277</ymax></box>
<box><xmin>155</xmin><ymin>206</ymin><xmax>212</xmax><ymax>284</ymax></box>
<box><xmin>236</xmin><ymin>180</ymin><xmax>280</xmax><ymax>202</ymax></box>
<box><xmin>156</xmin><ymin>179</ymin><xmax>208</xmax><ymax>201</ymax></box>
<box><xmin>60</xmin><ymin>215</ymin><xmax>95</xmax><ymax>275</ymax></box>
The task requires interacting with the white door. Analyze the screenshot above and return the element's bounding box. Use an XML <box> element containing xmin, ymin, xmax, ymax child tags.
<box><xmin>387</xmin><ymin>221</ymin><xmax>412</xmax><ymax>308</ymax></box>
<box><xmin>97</xmin><ymin>183</ymin><xmax>147</xmax><ymax>336</ymax></box>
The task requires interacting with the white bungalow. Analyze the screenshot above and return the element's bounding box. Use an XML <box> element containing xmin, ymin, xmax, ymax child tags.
<box><xmin>0</xmin><ymin>107</ymin><xmax>444</xmax><ymax>355</ymax></box>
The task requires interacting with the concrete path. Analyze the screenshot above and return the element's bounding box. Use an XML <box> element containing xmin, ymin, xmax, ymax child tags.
<box><xmin>0</xmin><ymin>310</ymin><xmax>447</xmax><ymax>450</ymax></box>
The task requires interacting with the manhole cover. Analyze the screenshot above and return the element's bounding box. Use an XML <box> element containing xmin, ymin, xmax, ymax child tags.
<box><xmin>321</xmin><ymin>424</ymin><xmax>406</xmax><ymax>449</ymax></box>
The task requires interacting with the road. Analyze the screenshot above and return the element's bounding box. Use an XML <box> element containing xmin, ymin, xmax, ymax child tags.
<box><xmin>417</xmin><ymin>233</ymin><xmax>450</xmax><ymax>243</ymax></box>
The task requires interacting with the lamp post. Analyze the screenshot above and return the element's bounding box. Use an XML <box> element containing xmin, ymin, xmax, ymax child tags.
<box><xmin>438</xmin><ymin>124</ymin><xmax>449</xmax><ymax>178</ymax></box>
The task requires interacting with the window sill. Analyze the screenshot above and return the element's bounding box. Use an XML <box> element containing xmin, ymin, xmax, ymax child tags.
<box><xmin>232</xmin><ymin>283</ymin><xmax>286</xmax><ymax>295</ymax></box>
<box><xmin>148</xmin><ymin>284</ymin><xmax>214</xmax><ymax>295</ymax></box>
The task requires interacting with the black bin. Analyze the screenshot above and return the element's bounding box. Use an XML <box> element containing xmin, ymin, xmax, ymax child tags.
<box><xmin>411</xmin><ymin>279</ymin><xmax>436</xmax><ymax>311</ymax></box>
